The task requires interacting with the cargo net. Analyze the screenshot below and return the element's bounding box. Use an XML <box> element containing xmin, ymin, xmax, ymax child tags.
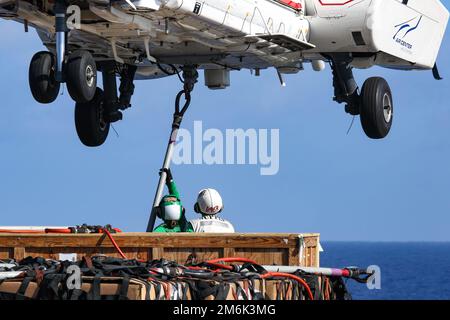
<box><xmin>0</xmin><ymin>256</ymin><xmax>366</xmax><ymax>300</ymax></box>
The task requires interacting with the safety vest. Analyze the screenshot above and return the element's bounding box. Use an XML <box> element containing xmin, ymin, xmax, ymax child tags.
<box><xmin>154</xmin><ymin>215</ymin><xmax>194</xmax><ymax>233</ymax></box>
<box><xmin>190</xmin><ymin>216</ymin><xmax>235</xmax><ymax>233</ymax></box>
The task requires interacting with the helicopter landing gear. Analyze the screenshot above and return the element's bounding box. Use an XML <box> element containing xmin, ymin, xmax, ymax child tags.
<box><xmin>73</xmin><ymin>62</ymin><xmax>137</xmax><ymax>147</ymax></box>
<box><xmin>330</xmin><ymin>54</ymin><xmax>393</xmax><ymax>139</ymax></box>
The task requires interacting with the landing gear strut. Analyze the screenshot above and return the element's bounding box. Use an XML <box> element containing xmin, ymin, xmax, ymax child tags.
<box><xmin>330</xmin><ymin>54</ymin><xmax>393</xmax><ymax>139</ymax></box>
<box><xmin>74</xmin><ymin>62</ymin><xmax>137</xmax><ymax>147</ymax></box>
<box><xmin>54</xmin><ymin>0</ymin><xmax>66</xmax><ymax>83</ymax></box>
<box><xmin>28</xmin><ymin>0</ymin><xmax>67</xmax><ymax>103</ymax></box>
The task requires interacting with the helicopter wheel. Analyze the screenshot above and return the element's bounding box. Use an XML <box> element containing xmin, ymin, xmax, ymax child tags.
<box><xmin>360</xmin><ymin>77</ymin><xmax>393</xmax><ymax>139</ymax></box>
<box><xmin>75</xmin><ymin>88</ymin><xmax>110</xmax><ymax>147</ymax></box>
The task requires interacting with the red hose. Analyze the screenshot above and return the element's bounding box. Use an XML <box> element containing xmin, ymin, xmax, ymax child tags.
<box><xmin>44</xmin><ymin>227</ymin><xmax>123</xmax><ymax>234</ymax></box>
<box><xmin>341</xmin><ymin>269</ymin><xmax>351</xmax><ymax>278</ymax></box>
<box><xmin>0</xmin><ymin>227</ymin><xmax>123</xmax><ymax>234</ymax></box>
<box><xmin>0</xmin><ymin>229</ymin><xmax>45</xmax><ymax>234</ymax></box>
<box><xmin>261</xmin><ymin>272</ymin><xmax>314</xmax><ymax>300</ymax></box>
<box><xmin>207</xmin><ymin>258</ymin><xmax>314</xmax><ymax>300</ymax></box>
<box><xmin>206</xmin><ymin>257</ymin><xmax>258</xmax><ymax>265</ymax></box>
<box><xmin>205</xmin><ymin>262</ymin><xmax>234</xmax><ymax>271</ymax></box>
<box><xmin>204</xmin><ymin>257</ymin><xmax>260</xmax><ymax>272</ymax></box>
<box><xmin>0</xmin><ymin>226</ymin><xmax>132</xmax><ymax>262</ymax></box>
<box><xmin>45</xmin><ymin>228</ymin><xmax>72</xmax><ymax>234</ymax></box>
<box><xmin>102</xmin><ymin>228</ymin><xmax>128</xmax><ymax>260</ymax></box>
<box><xmin>100</xmin><ymin>229</ymin><xmax>148</xmax><ymax>262</ymax></box>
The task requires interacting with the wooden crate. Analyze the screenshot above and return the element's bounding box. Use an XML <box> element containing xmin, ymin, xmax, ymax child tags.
<box><xmin>0</xmin><ymin>233</ymin><xmax>320</xmax><ymax>267</ymax></box>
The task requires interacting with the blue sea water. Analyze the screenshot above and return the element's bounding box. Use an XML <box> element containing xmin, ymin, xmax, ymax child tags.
<box><xmin>321</xmin><ymin>242</ymin><xmax>450</xmax><ymax>300</ymax></box>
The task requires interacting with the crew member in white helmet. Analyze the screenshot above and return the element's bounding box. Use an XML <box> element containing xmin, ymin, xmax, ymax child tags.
<box><xmin>190</xmin><ymin>188</ymin><xmax>235</xmax><ymax>233</ymax></box>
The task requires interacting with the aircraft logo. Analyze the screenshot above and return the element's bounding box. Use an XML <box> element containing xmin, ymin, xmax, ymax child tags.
<box><xmin>393</xmin><ymin>16</ymin><xmax>423</xmax><ymax>50</ymax></box>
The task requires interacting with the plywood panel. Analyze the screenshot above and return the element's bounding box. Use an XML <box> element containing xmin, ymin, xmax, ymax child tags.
<box><xmin>223</xmin><ymin>248</ymin><xmax>235</xmax><ymax>258</ymax></box>
<box><xmin>234</xmin><ymin>248</ymin><xmax>289</xmax><ymax>265</ymax></box>
<box><xmin>162</xmin><ymin>248</ymin><xmax>222</xmax><ymax>265</ymax></box>
<box><xmin>151</xmin><ymin>247</ymin><xmax>164</xmax><ymax>261</ymax></box>
<box><xmin>13</xmin><ymin>247</ymin><xmax>25</xmax><ymax>261</ymax></box>
<box><xmin>0</xmin><ymin>247</ymin><xmax>13</xmax><ymax>259</ymax></box>
<box><xmin>0</xmin><ymin>233</ymin><xmax>306</xmax><ymax>248</ymax></box>
<box><xmin>24</xmin><ymin>247</ymin><xmax>149</xmax><ymax>261</ymax></box>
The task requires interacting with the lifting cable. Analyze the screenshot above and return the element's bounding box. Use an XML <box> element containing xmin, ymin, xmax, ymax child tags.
<box><xmin>146</xmin><ymin>66</ymin><xmax>198</xmax><ymax>232</ymax></box>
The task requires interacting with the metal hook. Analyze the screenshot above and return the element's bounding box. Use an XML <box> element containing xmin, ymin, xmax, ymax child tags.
<box><xmin>175</xmin><ymin>90</ymin><xmax>191</xmax><ymax>116</ymax></box>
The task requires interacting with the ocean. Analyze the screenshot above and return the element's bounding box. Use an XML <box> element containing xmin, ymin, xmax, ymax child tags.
<box><xmin>321</xmin><ymin>242</ymin><xmax>450</xmax><ymax>300</ymax></box>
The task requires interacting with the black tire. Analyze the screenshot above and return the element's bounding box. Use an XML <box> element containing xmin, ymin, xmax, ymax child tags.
<box><xmin>75</xmin><ymin>88</ymin><xmax>110</xmax><ymax>147</ymax></box>
<box><xmin>360</xmin><ymin>77</ymin><xmax>393</xmax><ymax>139</ymax></box>
<box><xmin>29</xmin><ymin>51</ymin><xmax>60</xmax><ymax>104</ymax></box>
<box><xmin>66</xmin><ymin>50</ymin><xmax>97</xmax><ymax>103</ymax></box>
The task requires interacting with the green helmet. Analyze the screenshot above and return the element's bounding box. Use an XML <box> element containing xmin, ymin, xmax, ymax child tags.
<box><xmin>158</xmin><ymin>195</ymin><xmax>184</xmax><ymax>221</ymax></box>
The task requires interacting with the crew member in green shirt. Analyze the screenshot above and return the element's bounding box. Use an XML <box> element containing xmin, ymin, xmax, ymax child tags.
<box><xmin>153</xmin><ymin>168</ymin><xmax>194</xmax><ymax>233</ymax></box>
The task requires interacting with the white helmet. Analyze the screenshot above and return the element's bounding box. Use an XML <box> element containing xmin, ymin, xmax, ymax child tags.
<box><xmin>194</xmin><ymin>188</ymin><xmax>223</xmax><ymax>215</ymax></box>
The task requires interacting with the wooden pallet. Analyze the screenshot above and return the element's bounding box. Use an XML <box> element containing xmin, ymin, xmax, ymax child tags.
<box><xmin>0</xmin><ymin>233</ymin><xmax>320</xmax><ymax>267</ymax></box>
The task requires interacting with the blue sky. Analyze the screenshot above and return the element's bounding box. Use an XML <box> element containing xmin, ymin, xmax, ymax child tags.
<box><xmin>0</xmin><ymin>19</ymin><xmax>449</xmax><ymax>241</ymax></box>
